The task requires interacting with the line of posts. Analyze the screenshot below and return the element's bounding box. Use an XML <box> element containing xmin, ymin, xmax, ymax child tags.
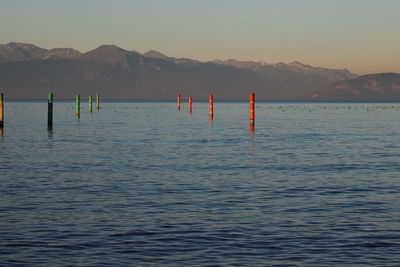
<box><xmin>48</xmin><ymin>93</ymin><xmax>100</xmax><ymax>127</ymax></box>
<box><xmin>177</xmin><ymin>92</ymin><xmax>255</xmax><ymax>126</ymax></box>
<box><xmin>74</xmin><ymin>93</ymin><xmax>100</xmax><ymax>120</ymax></box>
<box><xmin>0</xmin><ymin>92</ymin><xmax>255</xmax><ymax>135</ymax></box>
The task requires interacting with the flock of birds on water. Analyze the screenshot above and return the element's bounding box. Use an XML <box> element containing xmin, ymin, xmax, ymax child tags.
<box><xmin>8</xmin><ymin>102</ymin><xmax>400</xmax><ymax>115</ymax></box>
<box><xmin>265</xmin><ymin>105</ymin><xmax>400</xmax><ymax>113</ymax></box>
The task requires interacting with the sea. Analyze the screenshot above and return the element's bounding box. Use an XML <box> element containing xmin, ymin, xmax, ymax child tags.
<box><xmin>1</xmin><ymin>100</ymin><xmax>400</xmax><ymax>266</ymax></box>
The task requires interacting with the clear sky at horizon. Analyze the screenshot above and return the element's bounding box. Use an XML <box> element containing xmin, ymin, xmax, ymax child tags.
<box><xmin>0</xmin><ymin>0</ymin><xmax>399</xmax><ymax>74</ymax></box>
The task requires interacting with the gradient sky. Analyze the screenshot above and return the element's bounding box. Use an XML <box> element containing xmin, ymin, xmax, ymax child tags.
<box><xmin>0</xmin><ymin>0</ymin><xmax>399</xmax><ymax>74</ymax></box>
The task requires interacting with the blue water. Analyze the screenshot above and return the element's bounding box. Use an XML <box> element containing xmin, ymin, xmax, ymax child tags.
<box><xmin>1</xmin><ymin>100</ymin><xmax>400</xmax><ymax>266</ymax></box>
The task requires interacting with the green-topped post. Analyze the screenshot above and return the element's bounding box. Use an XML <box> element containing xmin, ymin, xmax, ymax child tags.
<box><xmin>76</xmin><ymin>95</ymin><xmax>80</xmax><ymax>118</ymax></box>
<box><xmin>96</xmin><ymin>93</ymin><xmax>100</xmax><ymax>110</ymax></box>
<box><xmin>89</xmin><ymin>96</ymin><xmax>93</xmax><ymax>112</ymax></box>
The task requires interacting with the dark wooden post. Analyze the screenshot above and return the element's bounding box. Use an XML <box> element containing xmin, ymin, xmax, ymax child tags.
<box><xmin>48</xmin><ymin>93</ymin><xmax>53</xmax><ymax>129</ymax></box>
<box><xmin>0</xmin><ymin>93</ymin><xmax>3</xmax><ymax>128</ymax></box>
<box><xmin>96</xmin><ymin>93</ymin><xmax>100</xmax><ymax>110</ymax></box>
<box><xmin>76</xmin><ymin>95</ymin><xmax>80</xmax><ymax>118</ymax></box>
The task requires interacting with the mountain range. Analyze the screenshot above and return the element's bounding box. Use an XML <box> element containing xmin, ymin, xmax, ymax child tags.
<box><xmin>0</xmin><ymin>42</ymin><xmax>398</xmax><ymax>99</ymax></box>
<box><xmin>0</xmin><ymin>42</ymin><xmax>81</xmax><ymax>62</ymax></box>
<box><xmin>311</xmin><ymin>73</ymin><xmax>400</xmax><ymax>100</ymax></box>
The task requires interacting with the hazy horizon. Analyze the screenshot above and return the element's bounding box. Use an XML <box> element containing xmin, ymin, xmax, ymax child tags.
<box><xmin>1</xmin><ymin>0</ymin><xmax>399</xmax><ymax>75</ymax></box>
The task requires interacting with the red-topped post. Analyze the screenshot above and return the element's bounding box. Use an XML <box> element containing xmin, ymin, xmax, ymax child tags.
<box><xmin>209</xmin><ymin>94</ymin><xmax>213</xmax><ymax>118</ymax></box>
<box><xmin>177</xmin><ymin>94</ymin><xmax>181</xmax><ymax>110</ymax></box>
<box><xmin>249</xmin><ymin>93</ymin><xmax>255</xmax><ymax>124</ymax></box>
<box><xmin>188</xmin><ymin>96</ymin><xmax>192</xmax><ymax>113</ymax></box>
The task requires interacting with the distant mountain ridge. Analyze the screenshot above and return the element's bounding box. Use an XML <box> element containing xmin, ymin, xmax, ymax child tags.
<box><xmin>311</xmin><ymin>73</ymin><xmax>400</xmax><ymax>100</ymax></box>
<box><xmin>0</xmin><ymin>42</ymin><xmax>355</xmax><ymax>81</ymax></box>
<box><xmin>4</xmin><ymin>42</ymin><xmax>394</xmax><ymax>100</ymax></box>
<box><xmin>0</xmin><ymin>42</ymin><xmax>81</xmax><ymax>62</ymax></box>
<box><xmin>214</xmin><ymin>59</ymin><xmax>356</xmax><ymax>82</ymax></box>
<box><xmin>78</xmin><ymin>45</ymin><xmax>130</xmax><ymax>63</ymax></box>
<box><xmin>142</xmin><ymin>50</ymin><xmax>200</xmax><ymax>65</ymax></box>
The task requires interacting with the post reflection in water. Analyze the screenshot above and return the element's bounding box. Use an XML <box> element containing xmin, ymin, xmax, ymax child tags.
<box><xmin>0</xmin><ymin>127</ymin><xmax>3</xmax><ymax>138</ymax></box>
<box><xmin>208</xmin><ymin>115</ymin><xmax>213</xmax><ymax>128</ymax></box>
<box><xmin>249</xmin><ymin>122</ymin><xmax>255</xmax><ymax>140</ymax></box>
<box><xmin>47</xmin><ymin>129</ymin><xmax>53</xmax><ymax>139</ymax></box>
<box><xmin>247</xmin><ymin>128</ymin><xmax>255</xmax><ymax>167</ymax></box>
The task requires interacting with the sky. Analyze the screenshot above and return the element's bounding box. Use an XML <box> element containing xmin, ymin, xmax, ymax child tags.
<box><xmin>0</xmin><ymin>0</ymin><xmax>399</xmax><ymax>74</ymax></box>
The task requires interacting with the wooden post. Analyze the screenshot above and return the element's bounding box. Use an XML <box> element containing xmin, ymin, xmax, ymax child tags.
<box><xmin>209</xmin><ymin>94</ymin><xmax>213</xmax><ymax>118</ymax></box>
<box><xmin>188</xmin><ymin>96</ymin><xmax>192</xmax><ymax>113</ymax></box>
<box><xmin>76</xmin><ymin>95</ymin><xmax>80</xmax><ymax>118</ymax></box>
<box><xmin>89</xmin><ymin>96</ymin><xmax>93</xmax><ymax>112</ymax></box>
<box><xmin>177</xmin><ymin>94</ymin><xmax>181</xmax><ymax>110</ymax></box>
<box><xmin>48</xmin><ymin>93</ymin><xmax>53</xmax><ymax>129</ymax></box>
<box><xmin>96</xmin><ymin>93</ymin><xmax>100</xmax><ymax>110</ymax></box>
<box><xmin>0</xmin><ymin>93</ymin><xmax>3</xmax><ymax>128</ymax></box>
<box><xmin>249</xmin><ymin>93</ymin><xmax>255</xmax><ymax>125</ymax></box>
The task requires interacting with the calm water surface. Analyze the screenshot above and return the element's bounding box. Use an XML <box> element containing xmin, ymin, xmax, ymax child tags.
<box><xmin>1</xmin><ymin>100</ymin><xmax>400</xmax><ymax>266</ymax></box>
